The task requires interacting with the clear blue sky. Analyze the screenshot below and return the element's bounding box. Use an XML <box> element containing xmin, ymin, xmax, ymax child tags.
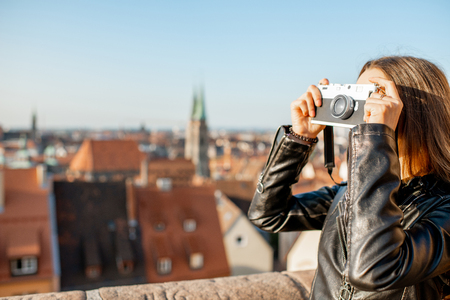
<box><xmin>1</xmin><ymin>0</ymin><xmax>449</xmax><ymax>130</ymax></box>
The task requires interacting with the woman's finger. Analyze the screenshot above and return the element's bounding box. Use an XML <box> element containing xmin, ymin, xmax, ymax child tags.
<box><xmin>364</xmin><ymin>91</ymin><xmax>403</xmax><ymax>129</ymax></box>
<box><xmin>366</xmin><ymin>97</ymin><xmax>396</xmax><ymax>107</ymax></box>
<box><xmin>369</xmin><ymin>77</ymin><xmax>401</xmax><ymax>100</ymax></box>
<box><xmin>291</xmin><ymin>97</ymin><xmax>309</xmax><ymax>117</ymax></box>
<box><xmin>370</xmin><ymin>92</ymin><xmax>388</xmax><ymax>100</ymax></box>
<box><xmin>307</xmin><ymin>84</ymin><xmax>323</xmax><ymax>108</ymax></box>
<box><xmin>304</xmin><ymin>92</ymin><xmax>316</xmax><ymax>116</ymax></box>
<box><xmin>318</xmin><ymin>78</ymin><xmax>329</xmax><ymax>85</ymax></box>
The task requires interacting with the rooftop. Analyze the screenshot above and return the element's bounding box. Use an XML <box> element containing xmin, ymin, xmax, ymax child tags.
<box><xmin>0</xmin><ymin>168</ymin><xmax>55</xmax><ymax>291</ymax></box>
<box><xmin>69</xmin><ymin>140</ymin><xmax>144</xmax><ymax>173</ymax></box>
<box><xmin>134</xmin><ymin>185</ymin><xmax>230</xmax><ymax>283</ymax></box>
<box><xmin>53</xmin><ymin>181</ymin><xmax>147</xmax><ymax>291</ymax></box>
<box><xmin>144</xmin><ymin>158</ymin><xmax>195</xmax><ymax>187</ymax></box>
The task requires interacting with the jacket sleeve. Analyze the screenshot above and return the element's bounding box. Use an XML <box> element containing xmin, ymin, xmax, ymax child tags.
<box><xmin>346</xmin><ymin>124</ymin><xmax>450</xmax><ymax>291</ymax></box>
<box><xmin>248</xmin><ymin>126</ymin><xmax>339</xmax><ymax>233</ymax></box>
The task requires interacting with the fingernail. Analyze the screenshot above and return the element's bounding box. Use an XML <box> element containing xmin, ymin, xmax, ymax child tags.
<box><xmin>310</xmin><ymin>110</ymin><xmax>315</xmax><ymax>117</ymax></box>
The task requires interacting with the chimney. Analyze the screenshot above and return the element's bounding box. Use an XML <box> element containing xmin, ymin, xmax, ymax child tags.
<box><xmin>126</xmin><ymin>179</ymin><xmax>138</xmax><ymax>240</ymax></box>
<box><xmin>140</xmin><ymin>158</ymin><xmax>148</xmax><ymax>187</ymax></box>
<box><xmin>36</xmin><ymin>164</ymin><xmax>47</xmax><ymax>188</ymax></box>
<box><xmin>125</xmin><ymin>178</ymin><xmax>137</xmax><ymax>225</ymax></box>
<box><xmin>156</xmin><ymin>178</ymin><xmax>172</xmax><ymax>192</ymax></box>
<box><xmin>0</xmin><ymin>168</ymin><xmax>4</xmax><ymax>213</ymax></box>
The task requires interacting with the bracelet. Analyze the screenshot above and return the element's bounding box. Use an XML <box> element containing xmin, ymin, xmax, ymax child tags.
<box><xmin>289</xmin><ymin>127</ymin><xmax>319</xmax><ymax>144</ymax></box>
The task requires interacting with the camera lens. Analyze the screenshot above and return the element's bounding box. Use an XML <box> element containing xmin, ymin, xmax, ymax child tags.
<box><xmin>330</xmin><ymin>95</ymin><xmax>354</xmax><ymax>119</ymax></box>
<box><xmin>334</xmin><ymin>98</ymin><xmax>346</xmax><ymax>115</ymax></box>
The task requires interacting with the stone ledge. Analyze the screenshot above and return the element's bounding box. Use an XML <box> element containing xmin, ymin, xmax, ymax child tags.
<box><xmin>285</xmin><ymin>269</ymin><xmax>316</xmax><ymax>295</ymax></box>
<box><xmin>0</xmin><ymin>291</ymin><xmax>86</xmax><ymax>300</ymax></box>
<box><xmin>0</xmin><ymin>271</ymin><xmax>315</xmax><ymax>300</ymax></box>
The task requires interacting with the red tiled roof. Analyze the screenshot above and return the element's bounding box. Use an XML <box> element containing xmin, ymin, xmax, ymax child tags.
<box><xmin>0</xmin><ymin>168</ymin><xmax>54</xmax><ymax>282</ymax></box>
<box><xmin>69</xmin><ymin>139</ymin><xmax>144</xmax><ymax>172</ymax></box>
<box><xmin>4</xmin><ymin>167</ymin><xmax>40</xmax><ymax>193</ymax></box>
<box><xmin>6</xmin><ymin>225</ymin><xmax>41</xmax><ymax>258</ymax></box>
<box><xmin>135</xmin><ymin>185</ymin><xmax>230</xmax><ymax>283</ymax></box>
<box><xmin>144</xmin><ymin>158</ymin><xmax>195</xmax><ymax>187</ymax></box>
<box><xmin>215</xmin><ymin>180</ymin><xmax>256</xmax><ymax>202</ymax></box>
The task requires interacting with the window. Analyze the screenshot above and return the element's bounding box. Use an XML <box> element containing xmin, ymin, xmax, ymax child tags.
<box><xmin>117</xmin><ymin>260</ymin><xmax>134</xmax><ymax>275</ymax></box>
<box><xmin>153</xmin><ymin>221</ymin><xmax>166</xmax><ymax>231</ymax></box>
<box><xmin>85</xmin><ymin>265</ymin><xmax>101</xmax><ymax>279</ymax></box>
<box><xmin>84</xmin><ymin>172</ymin><xmax>93</xmax><ymax>182</ymax></box>
<box><xmin>10</xmin><ymin>256</ymin><xmax>38</xmax><ymax>276</ymax></box>
<box><xmin>235</xmin><ymin>234</ymin><xmax>248</xmax><ymax>247</ymax></box>
<box><xmin>107</xmin><ymin>220</ymin><xmax>116</xmax><ymax>232</ymax></box>
<box><xmin>183</xmin><ymin>219</ymin><xmax>196</xmax><ymax>232</ymax></box>
<box><xmin>189</xmin><ymin>253</ymin><xmax>204</xmax><ymax>270</ymax></box>
<box><xmin>224</xmin><ymin>212</ymin><xmax>233</xmax><ymax>221</ymax></box>
<box><xmin>157</xmin><ymin>257</ymin><xmax>172</xmax><ymax>275</ymax></box>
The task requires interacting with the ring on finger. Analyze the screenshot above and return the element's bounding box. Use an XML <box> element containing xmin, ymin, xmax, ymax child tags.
<box><xmin>380</xmin><ymin>94</ymin><xmax>386</xmax><ymax>99</ymax></box>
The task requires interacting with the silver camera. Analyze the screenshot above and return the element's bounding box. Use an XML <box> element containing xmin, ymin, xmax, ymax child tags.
<box><xmin>311</xmin><ymin>83</ymin><xmax>380</xmax><ymax>128</ymax></box>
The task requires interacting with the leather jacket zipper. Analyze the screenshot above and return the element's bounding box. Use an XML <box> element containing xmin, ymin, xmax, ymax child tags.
<box><xmin>398</xmin><ymin>179</ymin><xmax>427</xmax><ymax>207</ymax></box>
<box><xmin>336</xmin><ymin>215</ymin><xmax>348</xmax><ymax>262</ymax></box>
<box><xmin>336</xmin><ymin>191</ymin><xmax>355</xmax><ymax>300</ymax></box>
<box><xmin>401</xmin><ymin>192</ymin><xmax>424</xmax><ymax>212</ymax></box>
<box><xmin>336</xmin><ymin>192</ymin><xmax>349</xmax><ymax>262</ymax></box>
<box><xmin>398</xmin><ymin>188</ymin><xmax>423</xmax><ymax>207</ymax></box>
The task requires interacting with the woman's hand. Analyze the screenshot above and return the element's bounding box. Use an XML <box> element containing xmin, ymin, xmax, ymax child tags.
<box><xmin>364</xmin><ymin>77</ymin><xmax>403</xmax><ymax>130</ymax></box>
<box><xmin>290</xmin><ymin>78</ymin><xmax>328</xmax><ymax>138</ymax></box>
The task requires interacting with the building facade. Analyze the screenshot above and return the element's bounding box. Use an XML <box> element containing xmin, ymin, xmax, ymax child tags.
<box><xmin>215</xmin><ymin>191</ymin><xmax>273</xmax><ymax>276</ymax></box>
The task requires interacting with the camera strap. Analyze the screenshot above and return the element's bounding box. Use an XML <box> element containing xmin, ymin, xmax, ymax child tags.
<box><xmin>324</xmin><ymin>126</ymin><xmax>347</xmax><ymax>187</ymax></box>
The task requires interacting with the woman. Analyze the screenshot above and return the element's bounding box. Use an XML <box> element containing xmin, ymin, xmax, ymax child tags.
<box><xmin>248</xmin><ymin>56</ymin><xmax>450</xmax><ymax>299</ymax></box>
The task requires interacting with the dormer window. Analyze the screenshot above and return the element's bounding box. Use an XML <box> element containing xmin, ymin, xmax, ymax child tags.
<box><xmin>157</xmin><ymin>257</ymin><xmax>172</xmax><ymax>275</ymax></box>
<box><xmin>10</xmin><ymin>256</ymin><xmax>38</xmax><ymax>276</ymax></box>
<box><xmin>183</xmin><ymin>219</ymin><xmax>196</xmax><ymax>232</ymax></box>
<box><xmin>154</xmin><ymin>221</ymin><xmax>166</xmax><ymax>231</ymax></box>
<box><xmin>184</xmin><ymin>235</ymin><xmax>203</xmax><ymax>270</ymax></box>
<box><xmin>189</xmin><ymin>253</ymin><xmax>204</xmax><ymax>270</ymax></box>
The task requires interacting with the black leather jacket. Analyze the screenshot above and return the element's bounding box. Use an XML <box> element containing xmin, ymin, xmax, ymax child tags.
<box><xmin>248</xmin><ymin>124</ymin><xmax>450</xmax><ymax>299</ymax></box>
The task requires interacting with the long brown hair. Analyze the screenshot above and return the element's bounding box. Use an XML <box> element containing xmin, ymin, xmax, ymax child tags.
<box><xmin>359</xmin><ymin>56</ymin><xmax>450</xmax><ymax>182</ymax></box>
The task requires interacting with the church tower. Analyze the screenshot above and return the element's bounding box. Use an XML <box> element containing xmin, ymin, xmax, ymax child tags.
<box><xmin>185</xmin><ymin>87</ymin><xmax>210</xmax><ymax>178</ymax></box>
<box><xmin>31</xmin><ymin>110</ymin><xmax>37</xmax><ymax>141</ymax></box>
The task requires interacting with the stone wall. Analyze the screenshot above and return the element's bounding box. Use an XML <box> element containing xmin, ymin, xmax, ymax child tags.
<box><xmin>1</xmin><ymin>270</ymin><xmax>315</xmax><ymax>300</ymax></box>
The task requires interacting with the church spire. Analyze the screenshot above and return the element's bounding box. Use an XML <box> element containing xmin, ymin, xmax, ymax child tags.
<box><xmin>31</xmin><ymin>109</ymin><xmax>37</xmax><ymax>141</ymax></box>
<box><xmin>190</xmin><ymin>86</ymin><xmax>206</xmax><ymax>121</ymax></box>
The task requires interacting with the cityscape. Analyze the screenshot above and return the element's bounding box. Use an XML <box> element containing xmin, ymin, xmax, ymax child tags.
<box><xmin>0</xmin><ymin>89</ymin><xmax>347</xmax><ymax>297</ymax></box>
<box><xmin>2</xmin><ymin>1</ymin><xmax>448</xmax><ymax>298</ymax></box>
